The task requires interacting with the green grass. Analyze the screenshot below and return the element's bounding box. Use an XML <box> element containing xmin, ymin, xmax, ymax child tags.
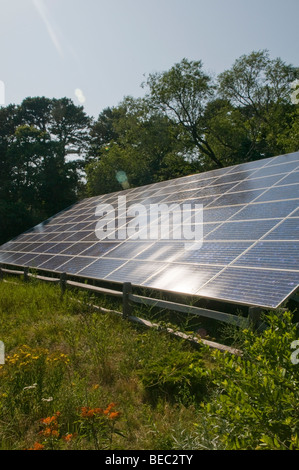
<box><xmin>0</xmin><ymin>278</ymin><xmax>212</xmax><ymax>450</ymax></box>
<box><xmin>0</xmin><ymin>277</ymin><xmax>298</xmax><ymax>450</ymax></box>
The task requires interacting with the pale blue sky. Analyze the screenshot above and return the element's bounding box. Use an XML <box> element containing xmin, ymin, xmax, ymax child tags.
<box><xmin>0</xmin><ymin>0</ymin><xmax>298</xmax><ymax>118</ymax></box>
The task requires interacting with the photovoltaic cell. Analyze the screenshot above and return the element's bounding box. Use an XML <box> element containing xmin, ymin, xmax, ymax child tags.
<box><xmin>197</xmin><ymin>267</ymin><xmax>299</xmax><ymax>308</ymax></box>
<box><xmin>205</xmin><ymin>219</ymin><xmax>281</xmax><ymax>241</ymax></box>
<box><xmin>144</xmin><ymin>263</ymin><xmax>225</xmax><ymax>295</ymax></box>
<box><xmin>105</xmin><ymin>260</ymin><xmax>167</xmax><ymax>284</ymax></box>
<box><xmin>233</xmin><ymin>241</ymin><xmax>299</xmax><ymax>270</ymax></box>
<box><xmin>254</xmin><ymin>184</ymin><xmax>299</xmax><ymax>202</ymax></box>
<box><xmin>264</xmin><ymin>218</ymin><xmax>299</xmax><ymax>240</ymax></box>
<box><xmin>78</xmin><ymin>258</ymin><xmax>127</xmax><ymax>280</ymax></box>
<box><xmin>0</xmin><ymin>151</ymin><xmax>298</xmax><ymax>309</ymax></box>
<box><xmin>230</xmin><ymin>200</ymin><xmax>299</xmax><ymax>220</ymax></box>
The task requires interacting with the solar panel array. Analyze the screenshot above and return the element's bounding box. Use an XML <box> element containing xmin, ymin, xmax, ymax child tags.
<box><xmin>0</xmin><ymin>151</ymin><xmax>299</xmax><ymax>308</ymax></box>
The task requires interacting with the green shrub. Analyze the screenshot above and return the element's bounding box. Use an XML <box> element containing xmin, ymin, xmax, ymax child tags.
<box><xmin>201</xmin><ymin>311</ymin><xmax>299</xmax><ymax>450</ymax></box>
<box><xmin>138</xmin><ymin>349</ymin><xmax>210</xmax><ymax>406</ymax></box>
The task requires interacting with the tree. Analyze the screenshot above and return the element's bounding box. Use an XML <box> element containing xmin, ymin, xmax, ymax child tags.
<box><xmin>86</xmin><ymin>96</ymin><xmax>199</xmax><ymax>195</ymax></box>
<box><xmin>203</xmin><ymin>98</ymin><xmax>254</xmax><ymax>167</ymax></box>
<box><xmin>88</xmin><ymin>106</ymin><xmax>122</xmax><ymax>159</ymax></box>
<box><xmin>0</xmin><ymin>97</ymin><xmax>91</xmax><ymax>244</ymax></box>
<box><xmin>143</xmin><ymin>58</ymin><xmax>223</xmax><ymax>168</ymax></box>
<box><xmin>217</xmin><ymin>50</ymin><xmax>299</xmax><ymax>159</ymax></box>
<box><xmin>278</xmin><ymin>80</ymin><xmax>299</xmax><ymax>153</ymax></box>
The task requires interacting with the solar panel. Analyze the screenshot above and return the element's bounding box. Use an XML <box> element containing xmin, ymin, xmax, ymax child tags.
<box><xmin>0</xmin><ymin>151</ymin><xmax>298</xmax><ymax>309</ymax></box>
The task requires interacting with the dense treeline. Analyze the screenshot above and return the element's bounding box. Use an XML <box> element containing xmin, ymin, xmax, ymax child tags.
<box><xmin>0</xmin><ymin>50</ymin><xmax>298</xmax><ymax>244</ymax></box>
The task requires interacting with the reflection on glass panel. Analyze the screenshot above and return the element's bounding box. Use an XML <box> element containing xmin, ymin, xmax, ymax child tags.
<box><xmin>145</xmin><ymin>263</ymin><xmax>223</xmax><ymax>295</ymax></box>
<box><xmin>208</xmin><ymin>189</ymin><xmax>265</xmax><ymax>208</ymax></box>
<box><xmin>106</xmin><ymin>260</ymin><xmax>166</xmax><ymax>284</ymax></box>
<box><xmin>227</xmin><ymin>174</ymin><xmax>284</xmax><ymax>193</ymax></box>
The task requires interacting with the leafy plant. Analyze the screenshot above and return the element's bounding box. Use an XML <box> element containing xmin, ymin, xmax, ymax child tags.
<box><xmin>201</xmin><ymin>311</ymin><xmax>299</xmax><ymax>450</ymax></box>
<box><xmin>138</xmin><ymin>349</ymin><xmax>210</xmax><ymax>406</ymax></box>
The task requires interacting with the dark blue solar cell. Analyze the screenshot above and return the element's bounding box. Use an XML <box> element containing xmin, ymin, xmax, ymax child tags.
<box><xmin>57</xmin><ymin>256</ymin><xmax>97</xmax><ymax>274</ymax></box>
<box><xmin>80</xmin><ymin>242</ymin><xmax>120</xmax><ymax>257</ymax></box>
<box><xmin>231</xmin><ymin>200</ymin><xmax>299</xmax><ymax>220</ymax></box>
<box><xmin>44</xmin><ymin>243</ymin><xmax>74</xmax><ymax>254</ymax></box>
<box><xmin>197</xmin><ymin>266</ymin><xmax>299</xmax><ymax>308</ymax></box>
<box><xmin>233</xmin><ymin>241</ymin><xmax>299</xmax><ymax>270</ymax></box>
<box><xmin>205</xmin><ymin>219</ymin><xmax>281</xmax><ymax>241</ymax></box>
<box><xmin>176</xmin><ymin>241</ymin><xmax>251</xmax><ymax>265</ymax></box>
<box><xmin>78</xmin><ymin>258</ymin><xmax>127</xmax><ymax>279</ymax></box>
<box><xmin>203</xmin><ymin>205</ymin><xmax>247</xmax><ymax>222</ymax></box>
<box><xmin>264</xmin><ymin>218</ymin><xmax>299</xmax><ymax>240</ymax></box>
<box><xmin>254</xmin><ymin>184</ymin><xmax>299</xmax><ymax>202</ymax></box>
<box><xmin>249</xmin><ymin>161</ymin><xmax>299</xmax><ymax>179</ymax></box>
<box><xmin>37</xmin><ymin>255</ymin><xmax>73</xmax><ymax>271</ymax></box>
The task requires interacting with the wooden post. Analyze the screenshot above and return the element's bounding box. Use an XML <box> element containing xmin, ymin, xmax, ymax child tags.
<box><xmin>123</xmin><ymin>282</ymin><xmax>132</xmax><ymax>319</ymax></box>
<box><xmin>248</xmin><ymin>306</ymin><xmax>262</xmax><ymax>329</ymax></box>
<box><xmin>24</xmin><ymin>267</ymin><xmax>29</xmax><ymax>283</ymax></box>
<box><xmin>60</xmin><ymin>272</ymin><xmax>67</xmax><ymax>298</ymax></box>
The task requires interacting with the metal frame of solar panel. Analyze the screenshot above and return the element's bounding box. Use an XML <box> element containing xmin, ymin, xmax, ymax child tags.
<box><xmin>0</xmin><ymin>151</ymin><xmax>298</xmax><ymax>309</ymax></box>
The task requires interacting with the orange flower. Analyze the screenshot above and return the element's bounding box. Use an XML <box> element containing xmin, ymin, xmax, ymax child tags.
<box><xmin>108</xmin><ymin>411</ymin><xmax>120</xmax><ymax>420</ymax></box>
<box><xmin>80</xmin><ymin>406</ymin><xmax>90</xmax><ymax>417</ymax></box>
<box><xmin>41</xmin><ymin>416</ymin><xmax>55</xmax><ymax>426</ymax></box>
<box><xmin>28</xmin><ymin>442</ymin><xmax>45</xmax><ymax>450</ymax></box>
<box><xmin>80</xmin><ymin>406</ymin><xmax>104</xmax><ymax>418</ymax></box>
<box><xmin>41</xmin><ymin>414</ymin><xmax>59</xmax><ymax>426</ymax></box>
<box><xmin>107</xmin><ymin>402</ymin><xmax>116</xmax><ymax>410</ymax></box>
<box><xmin>63</xmin><ymin>433</ymin><xmax>76</xmax><ymax>442</ymax></box>
<box><xmin>39</xmin><ymin>427</ymin><xmax>60</xmax><ymax>438</ymax></box>
<box><xmin>93</xmin><ymin>407</ymin><xmax>104</xmax><ymax>415</ymax></box>
<box><xmin>39</xmin><ymin>427</ymin><xmax>52</xmax><ymax>437</ymax></box>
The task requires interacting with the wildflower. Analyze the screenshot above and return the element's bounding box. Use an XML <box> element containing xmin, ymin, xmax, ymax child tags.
<box><xmin>108</xmin><ymin>411</ymin><xmax>120</xmax><ymax>420</ymax></box>
<box><xmin>80</xmin><ymin>406</ymin><xmax>104</xmax><ymax>418</ymax></box>
<box><xmin>93</xmin><ymin>407</ymin><xmax>104</xmax><ymax>414</ymax></box>
<box><xmin>41</xmin><ymin>416</ymin><xmax>57</xmax><ymax>426</ymax></box>
<box><xmin>104</xmin><ymin>403</ymin><xmax>116</xmax><ymax>415</ymax></box>
<box><xmin>28</xmin><ymin>442</ymin><xmax>45</xmax><ymax>450</ymax></box>
<box><xmin>39</xmin><ymin>427</ymin><xmax>52</xmax><ymax>437</ymax></box>
<box><xmin>80</xmin><ymin>406</ymin><xmax>90</xmax><ymax>418</ymax></box>
<box><xmin>40</xmin><ymin>412</ymin><xmax>60</xmax><ymax>428</ymax></box>
<box><xmin>63</xmin><ymin>433</ymin><xmax>76</xmax><ymax>442</ymax></box>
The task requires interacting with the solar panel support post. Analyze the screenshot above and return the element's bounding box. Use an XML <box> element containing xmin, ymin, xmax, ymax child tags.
<box><xmin>248</xmin><ymin>306</ymin><xmax>263</xmax><ymax>329</ymax></box>
<box><xmin>60</xmin><ymin>272</ymin><xmax>67</xmax><ymax>298</ymax></box>
<box><xmin>123</xmin><ymin>282</ymin><xmax>132</xmax><ymax>319</ymax></box>
<box><xmin>0</xmin><ymin>264</ymin><xmax>3</xmax><ymax>281</ymax></box>
<box><xmin>23</xmin><ymin>267</ymin><xmax>29</xmax><ymax>283</ymax></box>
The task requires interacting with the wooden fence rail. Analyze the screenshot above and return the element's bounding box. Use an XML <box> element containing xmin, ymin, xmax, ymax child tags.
<box><xmin>0</xmin><ymin>263</ymin><xmax>248</xmax><ymax>353</ymax></box>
